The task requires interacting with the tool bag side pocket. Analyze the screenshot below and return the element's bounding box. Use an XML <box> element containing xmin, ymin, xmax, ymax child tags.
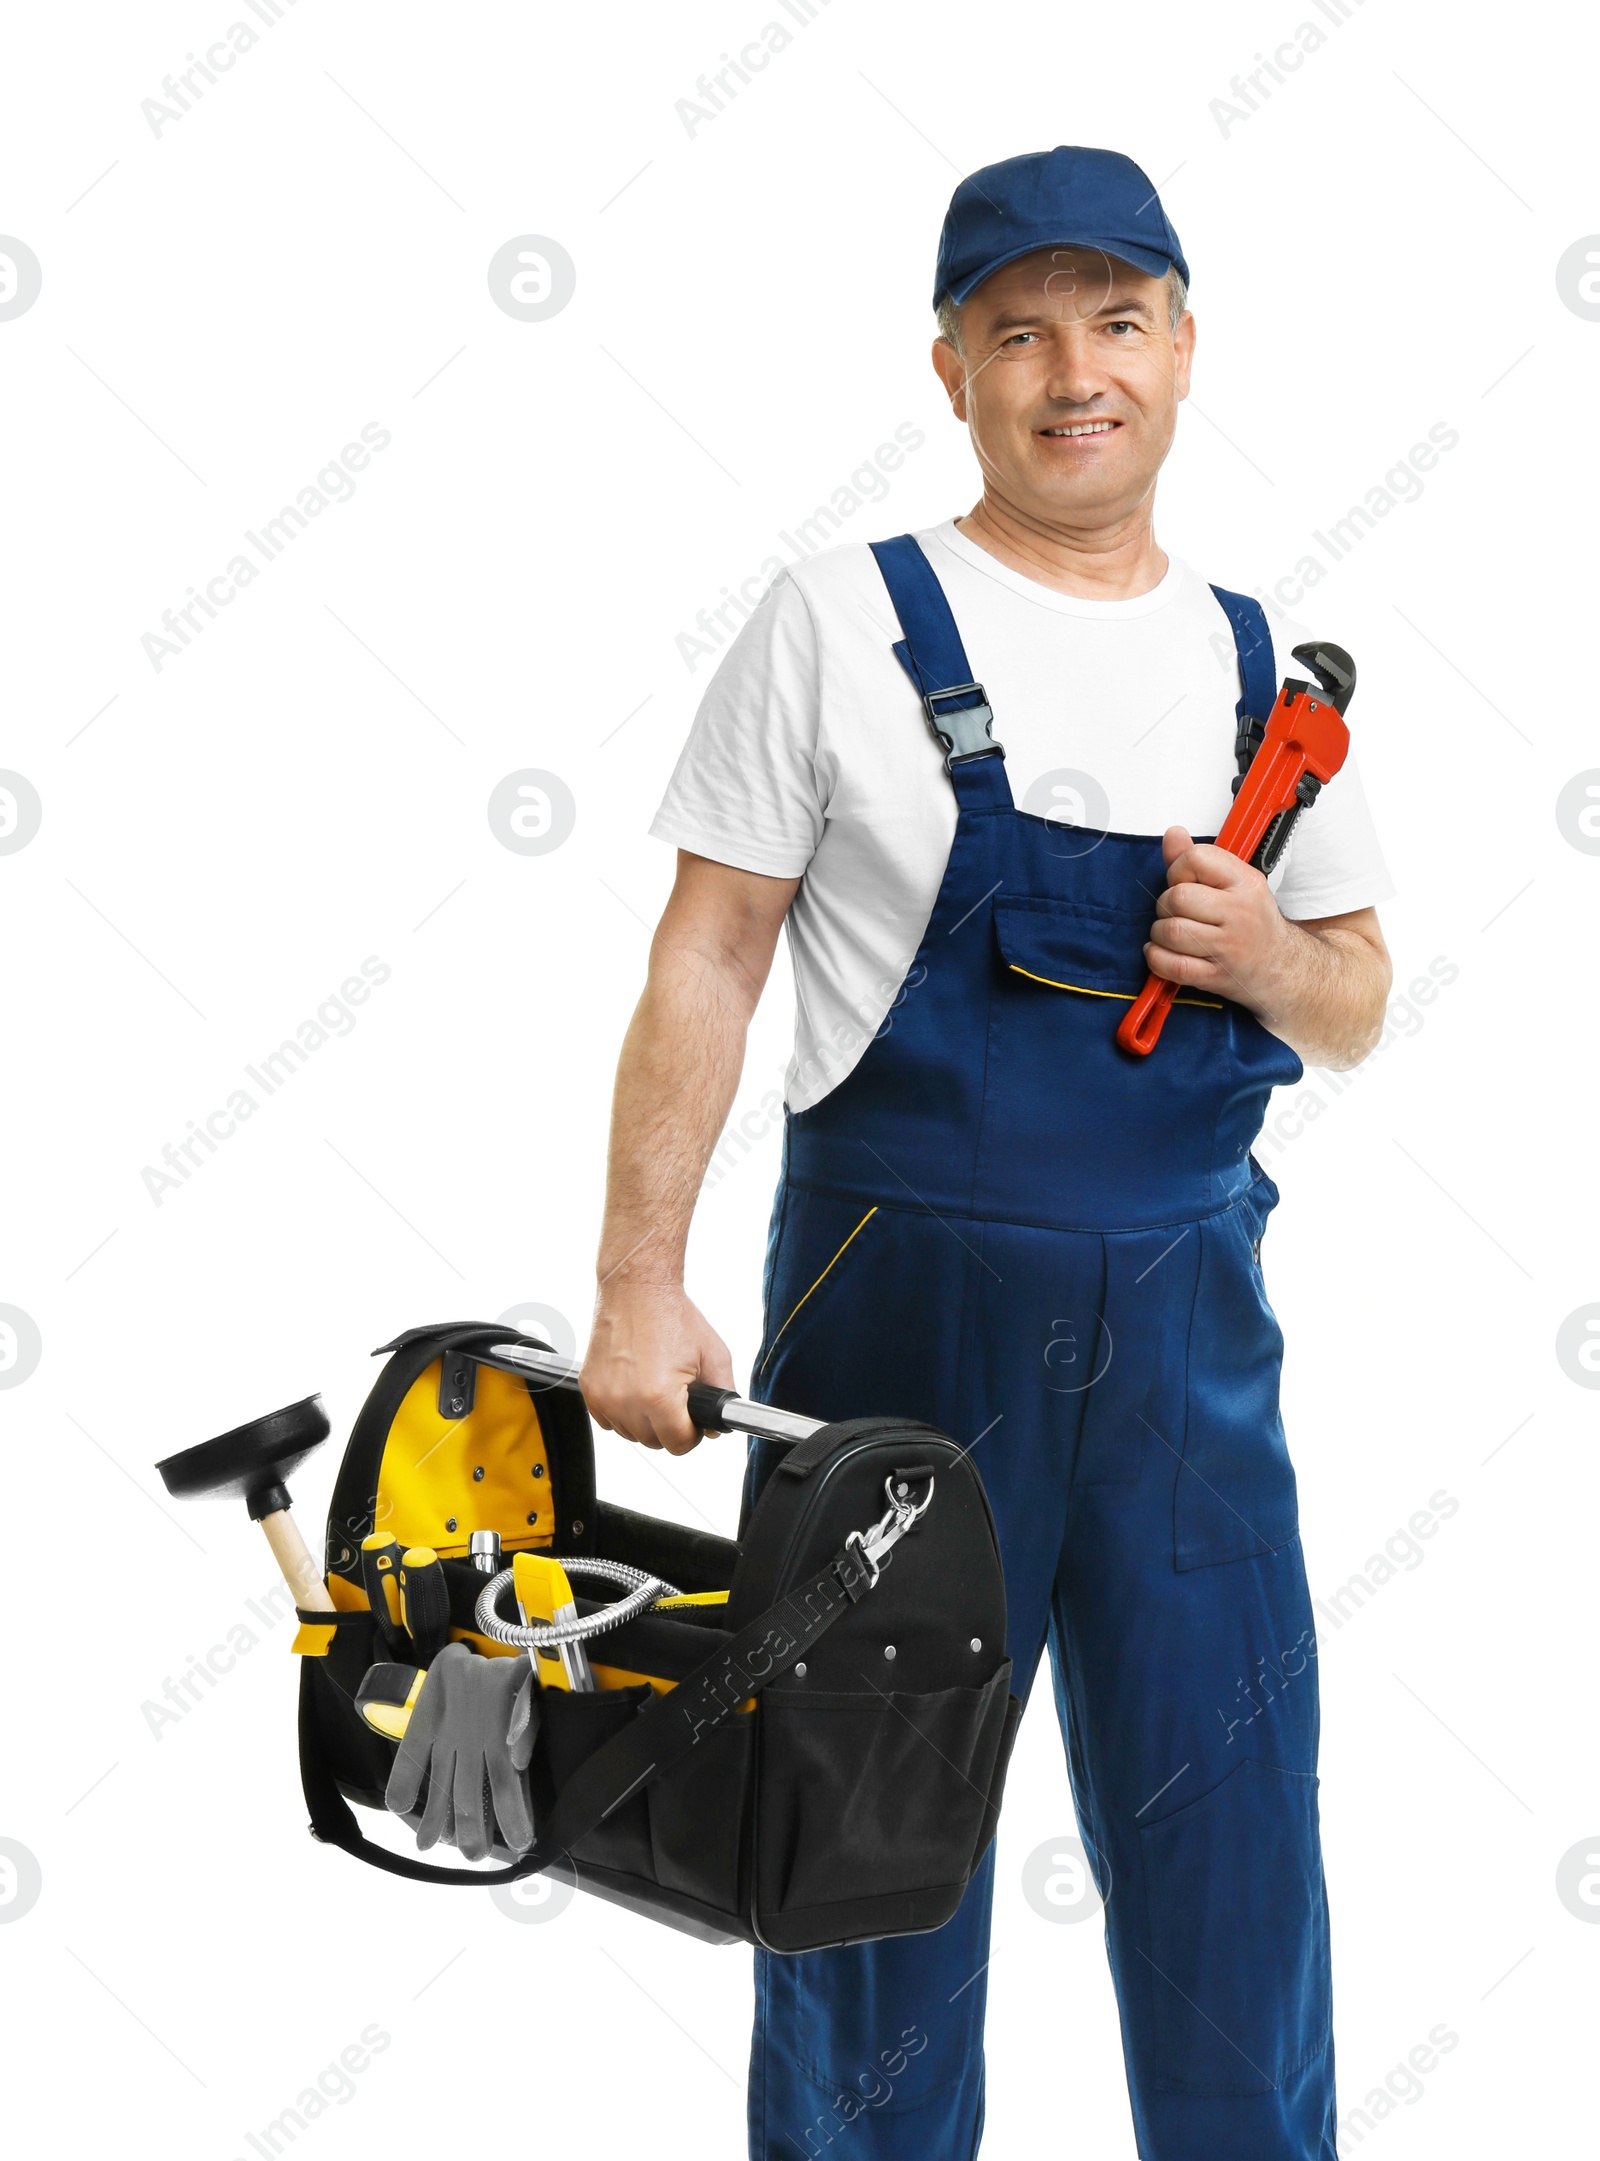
<box><xmin>298</xmin><ymin>1617</ymin><xmax>396</xmax><ymax>1812</ymax></box>
<box><xmin>539</xmin><ymin>1685</ymin><xmax>657</xmax><ymax>1879</ymax></box>
<box><xmin>753</xmin><ymin>1661</ymin><xmax>1013</xmax><ymax>1949</ymax></box>
<box><xmin>646</xmin><ymin>1709</ymin><xmax>754</xmax><ymax>1915</ymax></box>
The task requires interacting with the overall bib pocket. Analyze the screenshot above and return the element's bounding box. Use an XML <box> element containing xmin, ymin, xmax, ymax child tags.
<box><xmin>982</xmin><ymin>898</ymin><xmax>1233</xmax><ymax>1227</ymax></box>
<box><xmin>992</xmin><ymin>892</ymin><xmax>1222</xmax><ymax>1008</ymax></box>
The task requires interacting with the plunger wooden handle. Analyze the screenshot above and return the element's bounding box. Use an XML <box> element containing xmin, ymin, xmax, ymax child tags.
<box><xmin>259</xmin><ymin>1508</ymin><xmax>336</xmax><ymax>1613</ymax></box>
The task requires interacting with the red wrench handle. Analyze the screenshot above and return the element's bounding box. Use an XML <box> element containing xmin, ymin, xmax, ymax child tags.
<box><xmin>1116</xmin><ymin>676</ymin><xmax>1352</xmax><ymax>1059</ymax></box>
<box><xmin>1119</xmin><ymin>976</ymin><xmax>1178</xmax><ymax>1057</ymax></box>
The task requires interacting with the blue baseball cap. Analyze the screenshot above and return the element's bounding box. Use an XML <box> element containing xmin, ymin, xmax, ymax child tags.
<box><xmin>934</xmin><ymin>146</ymin><xmax>1188</xmax><ymax>310</ymax></box>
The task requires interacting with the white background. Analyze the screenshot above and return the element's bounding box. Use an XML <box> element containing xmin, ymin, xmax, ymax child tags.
<box><xmin>1</xmin><ymin>3</ymin><xmax>1595</xmax><ymax>2155</ymax></box>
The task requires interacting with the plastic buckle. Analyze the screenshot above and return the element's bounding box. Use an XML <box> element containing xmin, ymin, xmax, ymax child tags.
<box><xmin>922</xmin><ymin>683</ymin><xmax>1002</xmax><ymax>770</ymax></box>
<box><xmin>1233</xmin><ymin>716</ymin><xmax>1266</xmax><ymax>785</ymax></box>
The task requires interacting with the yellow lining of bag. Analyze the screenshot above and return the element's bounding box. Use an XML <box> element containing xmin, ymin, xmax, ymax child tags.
<box><xmin>374</xmin><ymin>1359</ymin><xmax>555</xmax><ymax>1558</ymax></box>
<box><xmin>757</xmin><ymin>1205</ymin><xmax>879</xmax><ymax>1377</ymax></box>
<box><xmin>1008</xmin><ymin>964</ymin><xmax>1223</xmax><ymax>1011</ymax></box>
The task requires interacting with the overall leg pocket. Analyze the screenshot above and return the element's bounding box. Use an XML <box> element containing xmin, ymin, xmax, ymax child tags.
<box><xmin>1138</xmin><ymin>1756</ymin><xmax>1330</xmax><ymax>2095</ymax></box>
<box><xmin>1174</xmin><ymin>1187</ymin><xmax>1299</xmax><ymax>1569</ymax></box>
<box><xmin>753</xmin><ymin>1193</ymin><xmax>881</xmax><ymax>1391</ymax></box>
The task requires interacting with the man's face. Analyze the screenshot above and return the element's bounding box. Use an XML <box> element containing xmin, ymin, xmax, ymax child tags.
<box><xmin>932</xmin><ymin>248</ymin><xmax>1193</xmax><ymax>523</ymax></box>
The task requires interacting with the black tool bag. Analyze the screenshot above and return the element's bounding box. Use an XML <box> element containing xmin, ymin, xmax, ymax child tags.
<box><xmin>296</xmin><ymin>1321</ymin><xmax>1021</xmax><ymax>1951</ymax></box>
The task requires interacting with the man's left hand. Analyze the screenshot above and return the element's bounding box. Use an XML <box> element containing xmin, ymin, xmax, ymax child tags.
<box><xmin>1144</xmin><ymin>825</ymin><xmax>1392</xmax><ymax>1069</ymax></box>
<box><xmin>1146</xmin><ymin>825</ymin><xmax>1290</xmax><ymax>1012</ymax></box>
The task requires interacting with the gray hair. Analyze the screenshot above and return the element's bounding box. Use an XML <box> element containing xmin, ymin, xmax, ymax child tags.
<box><xmin>936</xmin><ymin>264</ymin><xmax>1189</xmax><ymax>351</ymax></box>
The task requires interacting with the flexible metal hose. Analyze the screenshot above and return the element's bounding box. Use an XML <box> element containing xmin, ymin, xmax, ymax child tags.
<box><xmin>473</xmin><ymin>1557</ymin><xmax>682</xmax><ymax>1649</ymax></box>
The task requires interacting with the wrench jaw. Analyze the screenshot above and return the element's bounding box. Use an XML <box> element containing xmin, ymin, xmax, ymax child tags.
<box><xmin>1290</xmin><ymin>640</ymin><xmax>1357</xmax><ymax>715</ymax></box>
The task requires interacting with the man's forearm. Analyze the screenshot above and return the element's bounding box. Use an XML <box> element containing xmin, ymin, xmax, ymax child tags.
<box><xmin>582</xmin><ymin>853</ymin><xmax>797</xmax><ymax>1452</ymax></box>
<box><xmin>595</xmin><ymin>940</ymin><xmax>752</xmax><ymax>1296</ymax></box>
<box><xmin>1249</xmin><ymin>916</ymin><xmax>1393</xmax><ymax>1070</ymax></box>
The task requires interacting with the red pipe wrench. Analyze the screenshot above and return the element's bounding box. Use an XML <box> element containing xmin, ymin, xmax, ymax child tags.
<box><xmin>1116</xmin><ymin>642</ymin><xmax>1357</xmax><ymax>1058</ymax></box>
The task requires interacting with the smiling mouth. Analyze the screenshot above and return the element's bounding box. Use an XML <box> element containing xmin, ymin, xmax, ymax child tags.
<box><xmin>1039</xmin><ymin>420</ymin><xmax>1121</xmax><ymax>438</ymax></box>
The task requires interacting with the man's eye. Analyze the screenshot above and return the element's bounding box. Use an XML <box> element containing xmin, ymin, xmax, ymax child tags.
<box><xmin>1106</xmin><ymin>320</ymin><xmax>1139</xmax><ymax>335</ymax></box>
<box><xmin>1004</xmin><ymin>331</ymin><xmax>1037</xmax><ymax>346</ymax></box>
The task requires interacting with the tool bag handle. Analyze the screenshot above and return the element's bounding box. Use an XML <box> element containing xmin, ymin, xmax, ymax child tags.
<box><xmin>299</xmin><ymin>1529</ymin><xmax>883</xmax><ymax>1887</ymax></box>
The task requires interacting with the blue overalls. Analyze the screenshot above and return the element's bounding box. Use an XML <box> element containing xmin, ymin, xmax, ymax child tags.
<box><xmin>741</xmin><ymin>536</ymin><xmax>1337</xmax><ymax>2160</ymax></box>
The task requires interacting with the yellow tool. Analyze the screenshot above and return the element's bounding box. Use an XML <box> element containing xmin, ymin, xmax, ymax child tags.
<box><xmin>355</xmin><ymin>1662</ymin><xmax>427</xmax><ymax>1740</ymax></box>
<box><xmin>513</xmin><ymin>1551</ymin><xmax>595</xmax><ymax>1693</ymax></box>
<box><xmin>397</xmin><ymin>1545</ymin><xmax>451</xmax><ymax>1664</ymax></box>
<box><xmin>360</xmin><ymin>1532</ymin><xmax>406</xmax><ymax>1649</ymax></box>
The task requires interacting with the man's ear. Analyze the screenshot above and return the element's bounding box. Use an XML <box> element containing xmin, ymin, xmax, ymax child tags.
<box><xmin>1172</xmin><ymin>310</ymin><xmax>1195</xmax><ymax>402</ymax></box>
<box><xmin>931</xmin><ymin>336</ymin><xmax>968</xmax><ymax>422</ymax></box>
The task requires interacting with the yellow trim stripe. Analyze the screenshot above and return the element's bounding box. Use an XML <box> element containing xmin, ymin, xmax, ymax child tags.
<box><xmin>1009</xmin><ymin>963</ymin><xmax>1223</xmax><ymax>1011</ymax></box>
<box><xmin>757</xmin><ymin>1205</ymin><xmax>879</xmax><ymax>1377</ymax></box>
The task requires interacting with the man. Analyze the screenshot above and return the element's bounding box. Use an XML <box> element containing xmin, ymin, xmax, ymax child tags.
<box><xmin>583</xmin><ymin>146</ymin><xmax>1393</xmax><ymax>2161</ymax></box>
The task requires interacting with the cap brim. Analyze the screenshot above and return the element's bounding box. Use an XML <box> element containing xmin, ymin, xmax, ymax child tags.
<box><xmin>947</xmin><ymin>236</ymin><xmax>1176</xmax><ymax>306</ymax></box>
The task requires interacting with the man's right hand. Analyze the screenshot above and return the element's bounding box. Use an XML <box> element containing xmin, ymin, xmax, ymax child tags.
<box><xmin>581</xmin><ymin>1283</ymin><xmax>737</xmax><ymax>1455</ymax></box>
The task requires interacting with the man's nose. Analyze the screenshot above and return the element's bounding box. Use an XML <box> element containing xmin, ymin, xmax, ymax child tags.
<box><xmin>1041</xmin><ymin>328</ymin><xmax>1112</xmax><ymax>406</ymax></box>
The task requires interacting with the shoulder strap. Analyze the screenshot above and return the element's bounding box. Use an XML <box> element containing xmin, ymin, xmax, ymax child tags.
<box><xmin>1208</xmin><ymin>584</ymin><xmax>1277</xmax><ymax>777</ymax></box>
<box><xmin>299</xmin><ymin>1533</ymin><xmax>882</xmax><ymax>1888</ymax></box>
<box><xmin>869</xmin><ymin>535</ymin><xmax>1003</xmax><ymax>769</ymax></box>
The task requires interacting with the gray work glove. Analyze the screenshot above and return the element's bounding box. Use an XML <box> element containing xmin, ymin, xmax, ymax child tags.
<box><xmin>384</xmin><ymin>1643</ymin><xmax>539</xmax><ymax>1863</ymax></box>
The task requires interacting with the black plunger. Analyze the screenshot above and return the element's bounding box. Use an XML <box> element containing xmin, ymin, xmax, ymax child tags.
<box><xmin>157</xmin><ymin>1396</ymin><xmax>335</xmax><ymax>1613</ymax></box>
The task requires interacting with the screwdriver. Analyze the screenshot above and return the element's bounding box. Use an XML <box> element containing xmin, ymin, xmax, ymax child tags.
<box><xmin>360</xmin><ymin>1532</ymin><xmax>406</xmax><ymax>1655</ymax></box>
<box><xmin>398</xmin><ymin>1546</ymin><xmax>452</xmax><ymax>1666</ymax></box>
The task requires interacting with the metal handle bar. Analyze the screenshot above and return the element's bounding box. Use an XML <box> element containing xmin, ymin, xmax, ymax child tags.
<box><xmin>483</xmin><ymin>1343</ymin><xmax>825</xmax><ymax>1447</ymax></box>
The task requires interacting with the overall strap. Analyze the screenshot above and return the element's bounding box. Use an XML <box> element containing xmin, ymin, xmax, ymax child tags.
<box><xmin>869</xmin><ymin>535</ymin><xmax>1006</xmax><ymax>778</ymax></box>
<box><xmin>1208</xmin><ymin>584</ymin><xmax>1277</xmax><ymax>779</ymax></box>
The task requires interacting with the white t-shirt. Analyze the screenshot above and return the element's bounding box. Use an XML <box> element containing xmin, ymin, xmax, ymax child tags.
<box><xmin>652</xmin><ymin>520</ymin><xmax>1394</xmax><ymax>1111</ymax></box>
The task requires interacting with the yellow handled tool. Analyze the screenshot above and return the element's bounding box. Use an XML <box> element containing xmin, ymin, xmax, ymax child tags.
<box><xmin>360</xmin><ymin>1533</ymin><xmax>405</xmax><ymax>1650</ymax></box>
<box><xmin>356</xmin><ymin>1662</ymin><xmax>427</xmax><ymax>1740</ymax></box>
<box><xmin>397</xmin><ymin>1546</ymin><xmax>451</xmax><ymax>1665</ymax></box>
<box><xmin>513</xmin><ymin>1552</ymin><xmax>595</xmax><ymax>1693</ymax></box>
